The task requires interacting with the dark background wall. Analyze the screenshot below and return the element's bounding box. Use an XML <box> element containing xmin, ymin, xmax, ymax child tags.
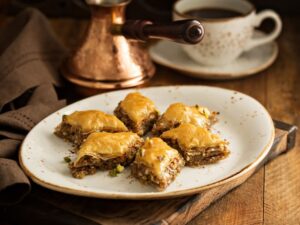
<box><xmin>2</xmin><ymin>0</ymin><xmax>299</xmax><ymax>21</ymax></box>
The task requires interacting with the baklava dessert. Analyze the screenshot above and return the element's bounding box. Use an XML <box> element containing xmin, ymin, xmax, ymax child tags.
<box><xmin>70</xmin><ymin>132</ymin><xmax>143</xmax><ymax>178</ymax></box>
<box><xmin>55</xmin><ymin>110</ymin><xmax>128</xmax><ymax>145</ymax></box>
<box><xmin>54</xmin><ymin>91</ymin><xmax>231</xmax><ymax>191</ymax></box>
<box><xmin>161</xmin><ymin>123</ymin><xmax>229</xmax><ymax>166</ymax></box>
<box><xmin>152</xmin><ymin>103</ymin><xmax>216</xmax><ymax>135</ymax></box>
<box><xmin>131</xmin><ymin>137</ymin><xmax>185</xmax><ymax>190</ymax></box>
<box><xmin>114</xmin><ymin>92</ymin><xmax>159</xmax><ymax>136</ymax></box>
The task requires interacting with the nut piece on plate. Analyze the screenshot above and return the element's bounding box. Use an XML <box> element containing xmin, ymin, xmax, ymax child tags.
<box><xmin>70</xmin><ymin>132</ymin><xmax>143</xmax><ymax>179</ymax></box>
<box><xmin>152</xmin><ymin>103</ymin><xmax>217</xmax><ymax>135</ymax></box>
<box><xmin>161</xmin><ymin>123</ymin><xmax>229</xmax><ymax>166</ymax></box>
<box><xmin>54</xmin><ymin>110</ymin><xmax>128</xmax><ymax>145</ymax></box>
<box><xmin>114</xmin><ymin>92</ymin><xmax>159</xmax><ymax>136</ymax></box>
<box><xmin>131</xmin><ymin>137</ymin><xmax>185</xmax><ymax>190</ymax></box>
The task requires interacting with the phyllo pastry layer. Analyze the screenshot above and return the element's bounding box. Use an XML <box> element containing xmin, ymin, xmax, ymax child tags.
<box><xmin>114</xmin><ymin>92</ymin><xmax>159</xmax><ymax>136</ymax></box>
<box><xmin>55</xmin><ymin>110</ymin><xmax>128</xmax><ymax>145</ymax></box>
<box><xmin>152</xmin><ymin>103</ymin><xmax>216</xmax><ymax>135</ymax></box>
<box><xmin>161</xmin><ymin>123</ymin><xmax>229</xmax><ymax>166</ymax></box>
<box><xmin>70</xmin><ymin>132</ymin><xmax>143</xmax><ymax>178</ymax></box>
<box><xmin>131</xmin><ymin>137</ymin><xmax>184</xmax><ymax>190</ymax></box>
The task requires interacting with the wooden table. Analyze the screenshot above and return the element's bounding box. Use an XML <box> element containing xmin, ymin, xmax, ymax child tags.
<box><xmin>46</xmin><ymin>16</ymin><xmax>300</xmax><ymax>225</ymax></box>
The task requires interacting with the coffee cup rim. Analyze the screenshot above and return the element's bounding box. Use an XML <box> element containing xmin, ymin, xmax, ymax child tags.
<box><xmin>173</xmin><ymin>0</ymin><xmax>255</xmax><ymax>23</ymax></box>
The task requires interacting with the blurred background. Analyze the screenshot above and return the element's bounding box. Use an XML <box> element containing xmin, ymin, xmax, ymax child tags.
<box><xmin>0</xmin><ymin>0</ymin><xmax>299</xmax><ymax>21</ymax></box>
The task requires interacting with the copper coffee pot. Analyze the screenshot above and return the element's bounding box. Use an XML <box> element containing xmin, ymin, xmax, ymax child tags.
<box><xmin>61</xmin><ymin>0</ymin><xmax>204</xmax><ymax>94</ymax></box>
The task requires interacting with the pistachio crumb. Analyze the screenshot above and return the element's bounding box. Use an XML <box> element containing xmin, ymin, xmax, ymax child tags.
<box><xmin>109</xmin><ymin>164</ymin><xmax>124</xmax><ymax>177</ymax></box>
<box><xmin>64</xmin><ymin>156</ymin><xmax>71</xmax><ymax>163</ymax></box>
<box><xmin>109</xmin><ymin>169</ymin><xmax>118</xmax><ymax>177</ymax></box>
<box><xmin>116</xmin><ymin>164</ymin><xmax>124</xmax><ymax>173</ymax></box>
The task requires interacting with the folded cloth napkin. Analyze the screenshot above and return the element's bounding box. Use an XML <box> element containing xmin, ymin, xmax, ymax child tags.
<box><xmin>0</xmin><ymin>8</ymin><xmax>67</xmax><ymax>205</ymax></box>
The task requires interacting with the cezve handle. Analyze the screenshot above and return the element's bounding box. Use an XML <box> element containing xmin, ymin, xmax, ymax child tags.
<box><xmin>115</xmin><ymin>19</ymin><xmax>204</xmax><ymax>44</ymax></box>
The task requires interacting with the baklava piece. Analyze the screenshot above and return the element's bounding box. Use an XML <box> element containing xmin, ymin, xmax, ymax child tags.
<box><xmin>131</xmin><ymin>137</ymin><xmax>184</xmax><ymax>190</ymax></box>
<box><xmin>55</xmin><ymin>110</ymin><xmax>128</xmax><ymax>145</ymax></box>
<box><xmin>70</xmin><ymin>132</ymin><xmax>143</xmax><ymax>178</ymax></box>
<box><xmin>161</xmin><ymin>123</ymin><xmax>229</xmax><ymax>166</ymax></box>
<box><xmin>152</xmin><ymin>103</ymin><xmax>216</xmax><ymax>135</ymax></box>
<box><xmin>114</xmin><ymin>92</ymin><xmax>159</xmax><ymax>136</ymax></box>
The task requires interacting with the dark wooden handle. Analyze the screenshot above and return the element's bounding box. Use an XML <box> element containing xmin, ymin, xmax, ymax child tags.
<box><xmin>119</xmin><ymin>19</ymin><xmax>204</xmax><ymax>44</ymax></box>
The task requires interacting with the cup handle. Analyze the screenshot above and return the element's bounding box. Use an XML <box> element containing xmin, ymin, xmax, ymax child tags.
<box><xmin>244</xmin><ymin>10</ymin><xmax>282</xmax><ymax>51</ymax></box>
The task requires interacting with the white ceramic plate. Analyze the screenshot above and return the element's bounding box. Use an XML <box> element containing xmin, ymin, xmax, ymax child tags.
<box><xmin>149</xmin><ymin>31</ymin><xmax>278</xmax><ymax>80</ymax></box>
<box><xmin>20</xmin><ymin>86</ymin><xmax>274</xmax><ymax>199</ymax></box>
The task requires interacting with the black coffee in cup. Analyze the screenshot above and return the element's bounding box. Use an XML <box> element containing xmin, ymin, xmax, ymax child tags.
<box><xmin>185</xmin><ymin>8</ymin><xmax>243</xmax><ymax>19</ymax></box>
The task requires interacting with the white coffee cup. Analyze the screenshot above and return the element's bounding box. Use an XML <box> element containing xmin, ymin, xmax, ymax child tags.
<box><xmin>173</xmin><ymin>0</ymin><xmax>282</xmax><ymax>66</ymax></box>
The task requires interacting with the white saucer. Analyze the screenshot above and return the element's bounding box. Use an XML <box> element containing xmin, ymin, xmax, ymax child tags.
<box><xmin>149</xmin><ymin>31</ymin><xmax>278</xmax><ymax>80</ymax></box>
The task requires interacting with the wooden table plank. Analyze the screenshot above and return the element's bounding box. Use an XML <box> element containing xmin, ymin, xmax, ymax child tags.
<box><xmin>264</xmin><ymin>16</ymin><xmax>300</xmax><ymax>225</ymax></box>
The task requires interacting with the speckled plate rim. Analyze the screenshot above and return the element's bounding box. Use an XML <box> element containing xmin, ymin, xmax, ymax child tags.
<box><xmin>19</xmin><ymin>85</ymin><xmax>275</xmax><ymax>200</ymax></box>
<box><xmin>149</xmin><ymin>38</ymin><xmax>279</xmax><ymax>80</ymax></box>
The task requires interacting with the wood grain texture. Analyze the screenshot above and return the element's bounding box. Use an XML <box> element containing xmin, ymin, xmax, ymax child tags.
<box><xmin>29</xmin><ymin>14</ymin><xmax>300</xmax><ymax>225</ymax></box>
<box><xmin>263</xmin><ymin>17</ymin><xmax>300</xmax><ymax>225</ymax></box>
